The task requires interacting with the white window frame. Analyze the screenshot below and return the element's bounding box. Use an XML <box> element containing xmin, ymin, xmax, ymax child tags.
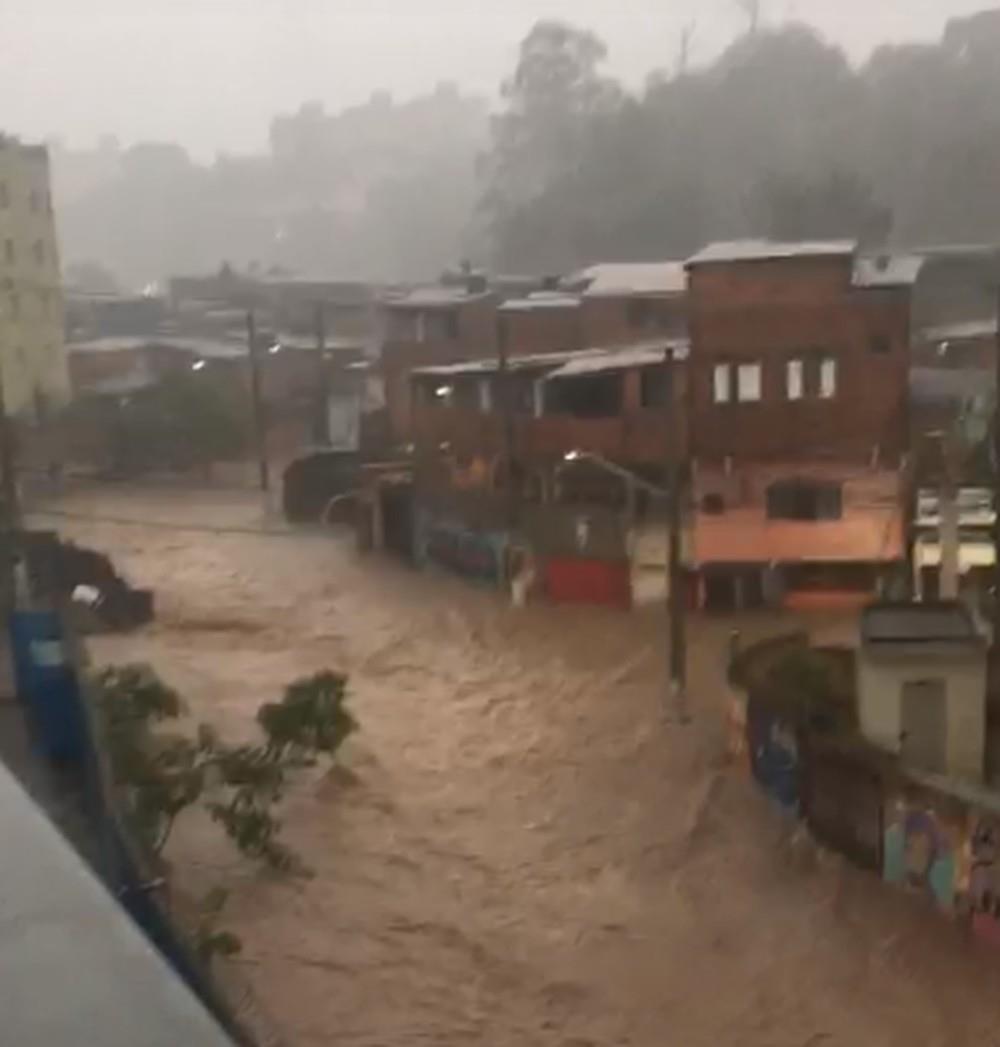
<box><xmin>786</xmin><ymin>358</ymin><xmax>804</xmax><ymax>401</ymax></box>
<box><xmin>712</xmin><ymin>363</ymin><xmax>731</xmax><ymax>404</ymax></box>
<box><xmin>736</xmin><ymin>362</ymin><xmax>762</xmax><ymax>403</ymax></box>
<box><xmin>819</xmin><ymin>356</ymin><xmax>837</xmax><ymax>399</ymax></box>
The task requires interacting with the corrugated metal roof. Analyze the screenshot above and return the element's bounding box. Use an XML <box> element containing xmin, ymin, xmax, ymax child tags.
<box><xmin>411</xmin><ymin>341</ymin><xmax>688</xmax><ymax>380</ymax></box>
<box><xmin>569</xmin><ymin>262</ymin><xmax>687</xmax><ymax>297</ymax></box>
<box><xmin>861</xmin><ymin>602</ymin><xmax>978</xmax><ymax>644</ymax></box>
<box><xmin>543</xmin><ymin>342</ymin><xmax>682</xmax><ymax>380</ymax></box>
<box><xmin>411</xmin><ymin>349</ymin><xmax>593</xmax><ymax>378</ymax></box>
<box><xmin>498</xmin><ymin>292</ymin><xmax>581</xmax><ymax>312</ymax></box>
<box><xmin>853</xmin><ymin>253</ymin><xmax>924</xmax><ymax>288</ymax></box>
<box><xmin>686</xmin><ymin>239</ymin><xmax>857</xmax><ymax>268</ymax></box>
<box><xmin>382</xmin><ymin>287</ymin><xmax>491</xmax><ymax>309</ymax></box>
<box><xmin>919</xmin><ymin>319</ymin><xmax>998</xmax><ymax>343</ymax></box>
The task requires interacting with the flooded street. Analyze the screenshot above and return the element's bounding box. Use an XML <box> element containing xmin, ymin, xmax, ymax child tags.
<box><xmin>36</xmin><ymin>486</ymin><xmax>1000</xmax><ymax>1046</ymax></box>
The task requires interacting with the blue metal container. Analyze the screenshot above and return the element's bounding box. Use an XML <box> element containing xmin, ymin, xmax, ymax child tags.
<box><xmin>8</xmin><ymin>611</ymin><xmax>87</xmax><ymax>763</ymax></box>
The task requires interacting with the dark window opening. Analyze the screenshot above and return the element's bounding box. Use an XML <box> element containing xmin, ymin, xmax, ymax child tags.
<box><xmin>546</xmin><ymin>373</ymin><xmax>623</xmax><ymax>419</ymax></box>
<box><xmin>0</xmin><ymin>182</ymin><xmax>7</xmax><ymax>208</ymax></box>
<box><xmin>640</xmin><ymin>365</ymin><xmax>671</xmax><ymax>408</ymax></box>
<box><xmin>766</xmin><ymin>479</ymin><xmax>843</xmax><ymax>521</ymax></box>
<box><xmin>701</xmin><ymin>493</ymin><xmax>725</xmax><ymax>515</ymax></box>
<box><xmin>784</xmin><ymin>563</ymin><xmax>874</xmax><ymax>592</ymax></box>
<box><xmin>444</xmin><ymin>309</ymin><xmax>459</xmax><ymax>340</ymax></box>
<box><xmin>497</xmin><ymin>315</ymin><xmax>508</xmax><ymax>350</ymax></box>
<box><xmin>451</xmin><ymin>377</ymin><xmax>481</xmax><ymax>410</ymax></box>
<box><xmin>870</xmin><ymin>334</ymin><xmax>891</xmax><ymax>355</ymax></box>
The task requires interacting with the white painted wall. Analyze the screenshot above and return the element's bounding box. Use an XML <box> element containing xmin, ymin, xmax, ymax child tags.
<box><xmin>858</xmin><ymin>648</ymin><xmax>986</xmax><ymax>782</ymax></box>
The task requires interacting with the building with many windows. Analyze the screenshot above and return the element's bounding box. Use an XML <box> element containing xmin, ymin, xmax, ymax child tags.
<box><xmin>0</xmin><ymin>135</ymin><xmax>70</xmax><ymax>417</ymax></box>
<box><xmin>684</xmin><ymin>240</ymin><xmax>919</xmax><ymax>609</ymax></box>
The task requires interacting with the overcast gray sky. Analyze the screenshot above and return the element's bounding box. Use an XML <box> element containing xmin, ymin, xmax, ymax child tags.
<box><xmin>3</xmin><ymin>0</ymin><xmax>992</xmax><ymax>158</ymax></box>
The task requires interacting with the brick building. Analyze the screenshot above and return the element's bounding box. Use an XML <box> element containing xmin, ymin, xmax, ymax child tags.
<box><xmin>497</xmin><ymin>292</ymin><xmax>582</xmax><ymax>358</ymax></box>
<box><xmin>686</xmin><ymin>241</ymin><xmax>915</xmax><ymax>466</ymax></box>
<box><xmin>410</xmin><ymin>341</ymin><xmax>683</xmax><ymax>481</ymax></box>
<box><xmin>379</xmin><ymin>284</ymin><xmax>499</xmax><ymax>443</ymax></box>
<box><xmin>684</xmin><ymin>241</ymin><xmax>920</xmax><ymax>609</ymax></box>
<box><xmin>570</xmin><ymin>262</ymin><xmax>688</xmax><ymax>347</ymax></box>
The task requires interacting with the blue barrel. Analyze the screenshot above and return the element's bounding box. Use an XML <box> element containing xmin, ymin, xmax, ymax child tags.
<box><xmin>8</xmin><ymin>611</ymin><xmax>87</xmax><ymax>764</ymax></box>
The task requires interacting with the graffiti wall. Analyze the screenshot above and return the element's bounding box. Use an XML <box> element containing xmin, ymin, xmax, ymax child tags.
<box><xmin>882</xmin><ymin>798</ymin><xmax>962</xmax><ymax>910</ymax></box>
<box><xmin>961</xmin><ymin>811</ymin><xmax>1000</xmax><ymax>945</ymax></box>
<box><xmin>414</xmin><ymin>508</ymin><xmax>508</xmax><ymax>586</ymax></box>
<box><xmin>746</xmin><ymin>698</ymin><xmax>800</xmax><ymax>814</ymax></box>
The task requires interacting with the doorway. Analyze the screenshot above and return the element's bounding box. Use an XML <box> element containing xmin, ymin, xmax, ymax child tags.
<box><xmin>900</xmin><ymin>678</ymin><xmax>946</xmax><ymax>774</ymax></box>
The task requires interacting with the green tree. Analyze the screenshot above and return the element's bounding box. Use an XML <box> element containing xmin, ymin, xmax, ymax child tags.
<box><xmin>750</xmin><ymin>170</ymin><xmax>892</xmax><ymax>242</ymax></box>
<box><xmin>483</xmin><ymin>20</ymin><xmax>623</xmax><ymax>270</ymax></box>
<box><xmin>95</xmin><ymin>664</ymin><xmax>356</xmax><ymax>872</ymax></box>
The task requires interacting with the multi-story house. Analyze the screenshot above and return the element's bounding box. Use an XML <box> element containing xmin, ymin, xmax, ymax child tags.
<box><xmin>379</xmin><ymin>279</ymin><xmax>498</xmax><ymax>443</ymax></box>
<box><xmin>570</xmin><ymin>262</ymin><xmax>688</xmax><ymax>347</ymax></box>
<box><xmin>0</xmin><ymin>136</ymin><xmax>70</xmax><ymax>417</ymax></box>
<box><xmin>685</xmin><ymin>240</ymin><xmax>919</xmax><ymax>610</ymax></box>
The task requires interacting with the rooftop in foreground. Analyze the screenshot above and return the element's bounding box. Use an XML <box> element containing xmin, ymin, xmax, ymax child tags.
<box><xmin>686</xmin><ymin>239</ymin><xmax>857</xmax><ymax>267</ymax></box>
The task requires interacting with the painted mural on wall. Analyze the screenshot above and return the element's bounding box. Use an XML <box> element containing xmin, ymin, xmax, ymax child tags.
<box><xmin>883</xmin><ymin>799</ymin><xmax>959</xmax><ymax>909</ymax></box>
<box><xmin>414</xmin><ymin>509</ymin><xmax>508</xmax><ymax>585</ymax></box>
<box><xmin>962</xmin><ymin>812</ymin><xmax>1000</xmax><ymax>945</ymax></box>
<box><xmin>747</xmin><ymin>703</ymin><xmax>800</xmax><ymax>814</ymax></box>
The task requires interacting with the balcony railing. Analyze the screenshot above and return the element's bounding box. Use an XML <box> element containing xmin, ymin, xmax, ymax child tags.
<box><xmin>412</xmin><ymin>405</ymin><xmax>677</xmax><ymax>465</ymax></box>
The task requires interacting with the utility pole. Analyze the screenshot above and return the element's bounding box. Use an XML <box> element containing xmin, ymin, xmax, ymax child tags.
<box><xmin>246</xmin><ymin>309</ymin><xmax>269</xmax><ymax>493</ymax></box>
<box><xmin>939</xmin><ymin>430</ymin><xmax>960</xmax><ymax>601</ymax></box>
<box><xmin>315</xmin><ymin>302</ymin><xmax>331</xmax><ymax>446</ymax></box>
<box><xmin>497</xmin><ymin>317</ymin><xmax>518</xmax><ymax>529</ymax></box>
<box><xmin>666</xmin><ymin>346</ymin><xmax>689</xmax><ymax>722</ymax></box>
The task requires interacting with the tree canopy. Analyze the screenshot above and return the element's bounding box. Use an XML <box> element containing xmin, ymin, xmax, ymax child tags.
<box><xmin>54</xmin><ymin>9</ymin><xmax>1000</xmax><ymax>285</ymax></box>
<box><xmin>481</xmin><ymin>9</ymin><xmax>1000</xmax><ymax>272</ymax></box>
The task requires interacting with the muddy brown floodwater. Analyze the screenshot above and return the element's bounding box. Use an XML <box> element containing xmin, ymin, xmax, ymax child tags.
<box><xmin>34</xmin><ymin>486</ymin><xmax>1000</xmax><ymax>1046</ymax></box>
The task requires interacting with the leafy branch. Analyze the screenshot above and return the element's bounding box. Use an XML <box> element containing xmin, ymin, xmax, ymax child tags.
<box><xmin>93</xmin><ymin>664</ymin><xmax>356</xmax><ymax>871</ymax></box>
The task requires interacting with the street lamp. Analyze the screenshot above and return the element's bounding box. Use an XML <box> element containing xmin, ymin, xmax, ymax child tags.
<box><xmin>190</xmin><ymin>358</ymin><xmax>206</xmax><ymax>372</ymax></box>
<box><xmin>560</xmin><ymin>449</ymin><xmax>668</xmax><ymax>498</ymax></box>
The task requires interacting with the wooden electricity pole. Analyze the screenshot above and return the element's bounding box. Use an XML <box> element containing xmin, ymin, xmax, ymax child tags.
<box><xmin>246</xmin><ymin>310</ymin><xmax>269</xmax><ymax>493</ymax></box>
